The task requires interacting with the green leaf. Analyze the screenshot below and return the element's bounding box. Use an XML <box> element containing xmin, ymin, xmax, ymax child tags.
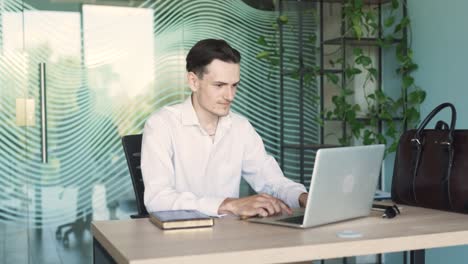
<box><xmin>385</xmin><ymin>35</ymin><xmax>395</xmax><ymax>45</ymax></box>
<box><xmin>368</xmin><ymin>68</ymin><xmax>378</xmax><ymax>79</ymax></box>
<box><xmin>408</xmin><ymin>90</ymin><xmax>426</xmax><ymax>104</ymax></box>
<box><xmin>269</xmin><ymin>58</ymin><xmax>279</xmax><ymax>66</ymax></box>
<box><xmin>407</xmin><ymin>48</ymin><xmax>414</xmax><ymax>59</ymax></box>
<box><xmin>365</xmin><ymin>10</ymin><xmax>377</xmax><ymax>25</ymax></box>
<box><xmin>312</xmin><ymin>66</ymin><xmax>321</xmax><ymax>75</ymax></box>
<box><xmin>345</xmin><ymin>110</ymin><xmax>356</xmax><ymax>121</ymax></box>
<box><xmin>304</xmin><ymin>73</ymin><xmax>314</xmax><ymax>85</ymax></box>
<box><xmin>352</xmin><ymin>104</ymin><xmax>361</xmax><ymax>112</ymax></box>
<box><xmin>353</xmin><ymin>48</ymin><xmax>363</xmax><ymax>57</ymax></box>
<box><xmin>388</xmin><ymin>141</ymin><xmax>398</xmax><ymax>153</ymax></box>
<box><xmin>396</xmin><ymin>52</ymin><xmax>408</xmax><ymax>63</ymax></box>
<box><xmin>394</xmin><ymin>23</ymin><xmax>403</xmax><ymax>34</ymax></box>
<box><xmin>385</xmin><ymin>126</ymin><xmax>396</xmax><ymax>138</ymax></box>
<box><xmin>354</xmin><ymin>0</ymin><xmax>364</xmax><ymax>9</ymax></box>
<box><xmin>417</xmin><ymin>89</ymin><xmax>426</xmax><ymax>103</ymax></box>
<box><xmin>400</xmin><ymin>17</ymin><xmax>410</xmax><ymax>28</ymax></box>
<box><xmin>257</xmin><ymin>36</ymin><xmax>268</xmax><ymax>46</ymax></box>
<box><xmin>384</xmin><ymin>16</ymin><xmax>396</xmax><ymax>27</ymax></box>
<box><xmin>406</xmin><ymin>63</ymin><xmax>418</xmax><ymax>73</ymax></box>
<box><xmin>278</xmin><ymin>15</ymin><xmax>288</xmax><ymax>25</ymax></box>
<box><xmin>331</xmin><ymin>95</ymin><xmax>339</xmax><ymax>104</ymax></box>
<box><xmin>369</xmin><ymin>22</ymin><xmax>379</xmax><ymax>31</ymax></box>
<box><xmin>256</xmin><ymin>51</ymin><xmax>271</xmax><ymax>59</ymax></box>
<box><xmin>392</xmin><ymin>0</ymin><xmax>399</xmax><ymax>9</ymax></box>
<box><xmin>272</xmin><ymin>23</ymin><xmax>279</xmax><ymax>30</ymax></box>
<box><xmin>326</xmin><ymin>73</ymin><xmax>339</xmax><ymax>84</ymax></box>
<box><xmin>363</xmin><ymin>130</ymin><xmax>374</xmax><ymax>145</ymax></box>
<box><xmin>403</xmin><ymin>75</ymin><xmax>414</xmax><ymax>89</ymax></box>
<box><xmin>356</xmin><ymin>55</ymin><xmax>372</xmax><ymax>66</ymax></box>
<box><xmin>376</xmin><ymin>38</ymin><xmax>385</xmax><ymax>47</ymax></box>
<box><xmin>376</xmin><ymin>134</ymin><xmax>387</xmax><ymax>144</ymax></box>
<box><xmin>346</xmin><ymin>67</ymin><xmax>362</xmax><ymax>77</ymax></box>
<box><xmin>395</xmin><ymin>17</ymin><xmax>410</xmax><ymax>33</ymax></box>
<box><xmin>380</xmin><ymin>110</ymin><xmax>392</xmax><ymax>120</ymax></box>
<box><xmin>343</xmin><ymin>88</ymin><xmax>354</xmax><ymax>96</ymax></box>
<box><xmin>405</xmin><ymin>107</ymin><xmax>420</xmax><ymax>124</ymax></box>
<box><xmin>308</xmin><ymin>35</ymin><xmax>317</xmax><ymax>44</ymax></box>
<box><xmin>393</xmin><ymin>97</ymin><xmax>404</xmax><ymax>110</ymax></box>
<box><xmin>352</xmin><ymin>23</ymin><xmax>363</xmax><ymax>39</ymax></box>
<box><xmin>338</xmin><ymin>137</ymin><xmax>349</xmax><ymax>146</ymax></box>
<box><xmin>375</xmin><ymin>90</ymin><xmax>387</xmax><ymax>102</ymax></box>
<box><xmin>290</xmin><ymin>69</ymin><xmax>300</xmax><ymax>80</ymax></box>
<box><xmin>351</xmin><ymin>121</ymin><xmax>363</xmax><ymax>138</ymax></box>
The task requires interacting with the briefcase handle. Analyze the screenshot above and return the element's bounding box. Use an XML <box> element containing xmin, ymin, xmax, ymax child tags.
<box><xmin>414</xmin><ymin>102</ymin><xmax>457</xmax><ymax>144</ymax></box>
<box><xmin>409</xmin><ymin>102</ymin><xmax>457</xmax><ymax>210</ymax></box>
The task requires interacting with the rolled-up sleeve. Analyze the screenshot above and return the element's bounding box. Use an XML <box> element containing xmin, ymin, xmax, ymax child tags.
<box><xmin>241</xmin><ymin>122</ymin><xmax>307</xmax><ymax>208</ymax></box>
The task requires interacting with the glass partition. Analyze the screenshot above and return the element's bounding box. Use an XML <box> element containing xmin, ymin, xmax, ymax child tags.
<box><xmin>0</xmin><ymin>0</ymin><xmax>320</xmax><ymax>263</ymax></box>
<box><xmin>0</xmin><ymin>1</ymin><xmax>29</xmax><ymax>262</ymax></box>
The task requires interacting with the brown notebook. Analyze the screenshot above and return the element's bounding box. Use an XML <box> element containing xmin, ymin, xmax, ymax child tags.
<box><xmin>149</xmin><ymin>210</ymin><xmax>214</xmax><ymax>230</ymax></box>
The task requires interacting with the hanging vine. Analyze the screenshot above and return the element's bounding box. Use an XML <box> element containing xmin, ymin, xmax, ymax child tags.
<box><xmin>256</xmin><ymin>0</ymin><xmax>425</xmax><ymax>153</ymax></box>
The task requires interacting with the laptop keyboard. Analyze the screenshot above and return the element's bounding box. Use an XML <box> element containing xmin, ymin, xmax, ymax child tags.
<box><xmin>277</xmin><ymin>215</ymin><xmax>304</xmax><ymax>224</ymax></box>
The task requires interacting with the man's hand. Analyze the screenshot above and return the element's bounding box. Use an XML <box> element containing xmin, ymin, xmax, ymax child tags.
<box><xmin>299</xmin><ymin>193</ymin><xmax>308</xmax><ymax>208</ymax></box>
<box><xmin>218</xmin><ymin>194</ymin><xmax>292</xmax><ymax>217</ymax></box>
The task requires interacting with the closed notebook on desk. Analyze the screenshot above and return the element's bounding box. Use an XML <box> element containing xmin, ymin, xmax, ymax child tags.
<box><xmin>149</xmin><ymin>210</ymin><xmax>214</xmax><ymax>230</ymax></box>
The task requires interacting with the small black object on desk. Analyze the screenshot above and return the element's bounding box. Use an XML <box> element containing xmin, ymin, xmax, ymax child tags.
<box><xmin>372</xmin><ymin>203</ymin><xmax>401</xmax><ymax>219</ymax></box>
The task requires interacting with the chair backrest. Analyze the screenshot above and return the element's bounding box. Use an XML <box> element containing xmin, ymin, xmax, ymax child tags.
<box><xmin>121</xmin><ymin>134</ymin><xmax>148</xmax><ymax>218</ymax></box>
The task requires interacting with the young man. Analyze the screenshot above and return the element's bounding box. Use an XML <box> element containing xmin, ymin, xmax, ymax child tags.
<box><xmin>141</xmin><ymin>39</ymin><xmax>308</xmax><ymax>217</ymax></box>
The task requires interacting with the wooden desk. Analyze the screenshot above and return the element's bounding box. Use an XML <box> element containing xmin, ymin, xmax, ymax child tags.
<box><xmin>92</xmin><ymin>206</ymin><xmax>468</xmax><ymax>264</ymax></box>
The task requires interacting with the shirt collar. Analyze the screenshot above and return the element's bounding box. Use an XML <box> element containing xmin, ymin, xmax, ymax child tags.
<box><xmin>181</xmin><ymin>96</ymin><xmax>199</xmax><ymax>126</ymax></box>
<box><xmin>181</xmin><ymin>95</ymin><xmax>232</xmax><ymax>130</ymax></box>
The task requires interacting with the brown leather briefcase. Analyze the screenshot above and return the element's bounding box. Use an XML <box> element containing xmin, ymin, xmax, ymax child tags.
<box><xmin>392</xmin><ymin>102</ymin><xmax>468</xmax><ymax>213</ymax></box>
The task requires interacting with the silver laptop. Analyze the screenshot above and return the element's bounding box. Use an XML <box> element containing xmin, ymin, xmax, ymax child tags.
<box><xmin>248</xmin><ymin>144</ymin><xmax>385</xmax><ymax>228</ymax></box>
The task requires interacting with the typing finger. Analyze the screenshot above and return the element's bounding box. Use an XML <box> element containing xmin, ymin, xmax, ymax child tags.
<box><xmin>257</xmin><ymin>201</ymin><xmax>276</xmax><ymax>215</ymax></box>
<box><xmin>279</xmin><ymin>201</ymin><xmax>292</xmax><ymax>215</ymax></box>
<box><xmin>239</xmin><ymin>207</ymin><xmax>260</xmax><ymax>217</ymax></box>
<box><xmin>256</xmin><ymin>208</ymin><xmax>269</xmax><ymax>217</ymax></box>
<box><xmin>269</xmin><ymin>199</ymin><xmax>282</xmax><ymax>214</ymax></box>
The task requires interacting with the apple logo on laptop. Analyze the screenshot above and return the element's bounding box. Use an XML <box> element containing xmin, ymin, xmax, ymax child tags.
<box><xmin>342</xmin><ymin>174</ymin><xmax>355</xmax><ymax>193</ymax></box>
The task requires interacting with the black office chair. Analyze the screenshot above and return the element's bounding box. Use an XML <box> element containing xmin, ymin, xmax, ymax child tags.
<box><xmin>122</xmin><ymin>134</ymin><xmax>149</xmax><ymax>218</ymax></box>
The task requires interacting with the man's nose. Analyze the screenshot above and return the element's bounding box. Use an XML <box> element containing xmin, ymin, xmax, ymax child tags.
<box><xmin>224</xmin><ymin>87</ymin><xmax>235</xmax><ymax>101</ymax></box>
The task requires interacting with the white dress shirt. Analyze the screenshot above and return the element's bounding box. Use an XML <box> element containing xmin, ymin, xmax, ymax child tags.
<box><xmin>141</xmin><ymin>96</ymin><xmax>307</xmax><ymax>216</ymax></box>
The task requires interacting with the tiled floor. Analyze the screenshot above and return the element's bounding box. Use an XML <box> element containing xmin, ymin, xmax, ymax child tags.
<box><xmin>0</xmin><ymin>199</ymin><xmax>136</xmax><ymax>264</ymax></box>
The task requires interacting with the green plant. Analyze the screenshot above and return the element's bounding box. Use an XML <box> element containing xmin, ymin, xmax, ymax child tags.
<box><xmin>256</xmin><ymin>9</ymin><xmax>322</xmax><ymax>114</ymax></box>
<box><xmin>256</xmin><ymin>0</ymin><xmax>425</xmax><ymax>154</ymax></box>
<box><xmin>326</xmin><ymin>0</ymin><xmax>425</xmax><ymax>152</ymax></box>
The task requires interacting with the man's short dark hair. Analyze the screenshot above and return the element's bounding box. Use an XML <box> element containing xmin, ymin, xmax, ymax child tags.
<box><xmin>186</xmin><ymin>39</ymin><xmax>241</xmax><ymax>78</ymax></box>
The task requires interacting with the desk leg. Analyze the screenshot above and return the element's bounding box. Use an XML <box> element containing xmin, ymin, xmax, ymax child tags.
<box><xmin>93</xmin><ymin>238</ymin><xmax>117</xmax><ymax>264</ymax></box>
<box><xmin>410</xmin><ymin>250</ymin><xmax>425</xmax><ymax>264</ymax></box>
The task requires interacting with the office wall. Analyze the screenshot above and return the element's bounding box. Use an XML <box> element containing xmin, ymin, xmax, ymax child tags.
<box><xmin>408</xmin><ymin>0</ymin><xmax>468</xmax><ymax>263</ymax></box>
<box><xmin>409</xmin><ymin>0</ymin><xmax>468</xmax><ymax>124</ymax></box>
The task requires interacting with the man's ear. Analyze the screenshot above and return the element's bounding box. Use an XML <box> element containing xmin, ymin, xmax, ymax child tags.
<box><xmin>187</xmin><ymin>72</ymin><xmax>199</xmax><ymax>93</ymax></box>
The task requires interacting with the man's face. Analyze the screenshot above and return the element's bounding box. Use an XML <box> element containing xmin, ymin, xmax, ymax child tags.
<box><xmin>188</xmin><ymin>59</ymin><xmax>240</xmax><ymax>118</ymax></box>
